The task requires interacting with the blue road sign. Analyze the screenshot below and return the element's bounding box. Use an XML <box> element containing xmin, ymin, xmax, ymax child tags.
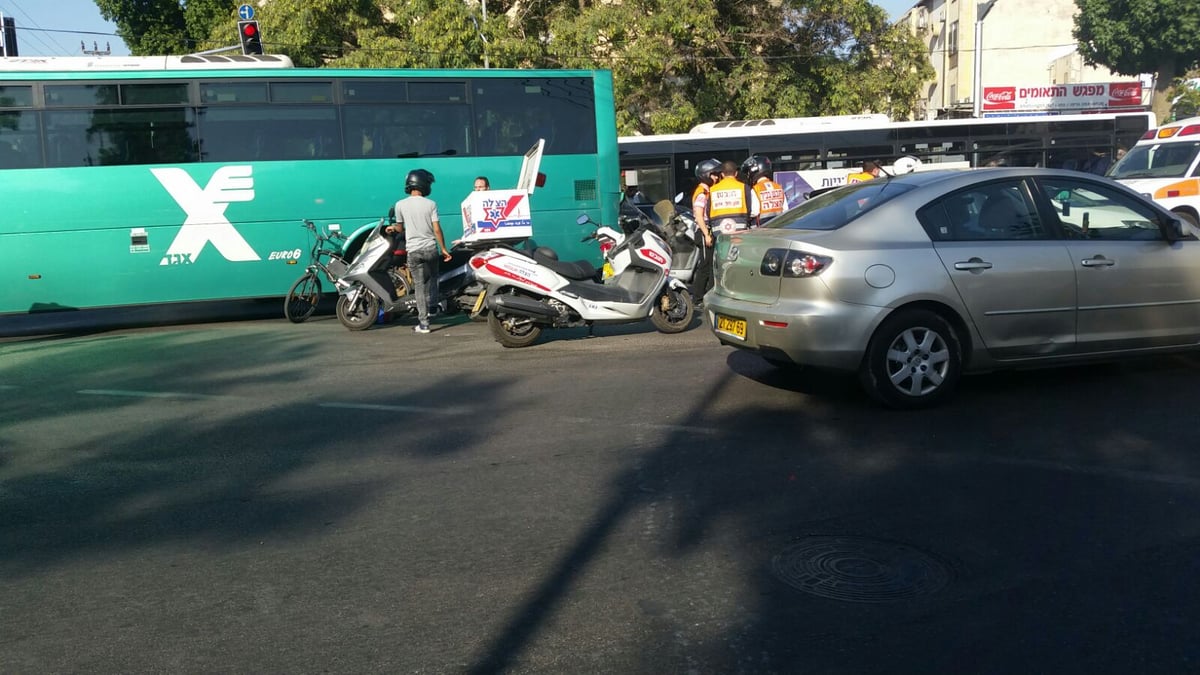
<box><xmin>238</xmin><ymin>5</ymin><xmax>255</xmax><ymax>20</ymax></box>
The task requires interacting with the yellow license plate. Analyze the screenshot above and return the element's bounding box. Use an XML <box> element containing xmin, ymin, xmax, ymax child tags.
<box><xmin>715</xmin><ymin>314</ymin><xmax>747</xmax><ymax>339</ymax></box>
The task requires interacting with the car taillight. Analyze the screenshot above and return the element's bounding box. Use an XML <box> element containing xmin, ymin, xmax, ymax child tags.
<box><xmin>760</xmin><ymin>248</ymin><xmax>832</xmax><ymax>277</ymax></box>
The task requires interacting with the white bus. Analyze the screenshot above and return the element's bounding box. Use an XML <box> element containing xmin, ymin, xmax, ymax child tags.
<box><xmin>619</xmin><ymin>111</ymin><xmax>1155</xmax><ymax>205</ymax></box>
<box><xmin>1109</xmin><ymin>115</ymin><xmax>1200</xmax><ymax>227</ymax></box>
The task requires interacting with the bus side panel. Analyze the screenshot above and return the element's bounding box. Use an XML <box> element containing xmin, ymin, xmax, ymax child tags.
<box><xmin>0</xmin><ymin>154</ymin><xmax>608</xmax><ymax>315</ymax></box>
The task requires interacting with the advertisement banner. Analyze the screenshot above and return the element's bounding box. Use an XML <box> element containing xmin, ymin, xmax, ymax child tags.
<box><xmin>982</xmin><ymin>82</ymin><xmax>1143</xmax><ymax>112</ymax></box>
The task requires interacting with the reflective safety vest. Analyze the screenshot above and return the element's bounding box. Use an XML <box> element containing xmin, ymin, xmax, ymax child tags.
<box><xmin>691</xmin><ymin>183</ymin><xmax>709</xmax><ymax>210</ymax></box>
<box><xmin>691</xmin><ymin>183</ymin><xmax>710</xmax><ymax>223</ymax></box>
<box><xmin>847</xmin><ymin>171</ymin><xmax>875</xmax><ymax>184</ymax></box>
<box><xmin>708</xmin><ymin>176</ymin><xmax>750</xmax><ymax>232</ymax></box>
<box><xmin>753</xmin><ymin>178</ymin><xmax>787</xmax><ymax>223</ymax></box>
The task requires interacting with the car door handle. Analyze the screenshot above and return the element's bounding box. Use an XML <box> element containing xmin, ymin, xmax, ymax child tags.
<box><xmin>953</xmin><ymin>259</ymin><xmax>993</xmax><ymax>271</ymax></box>
<box><xmin>1080</xmin><ymin>257</ymin><xmax>1115</xmax><ymax>267</ymax></box>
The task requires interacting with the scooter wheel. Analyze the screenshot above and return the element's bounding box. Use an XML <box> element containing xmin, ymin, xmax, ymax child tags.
<box><xmin>336</xmin><ymin>293</ymin><xmax>380</xmax><ymax>331</ymax></box>
<box><xmin>650</xmin><ymin>287</ymin><xmax>694</xmax><ymax>334</ymax></box>
<box><xmin>488</xmin><ymin>310</ymin><xmax>542</xmax><ymax>348</ymax></box>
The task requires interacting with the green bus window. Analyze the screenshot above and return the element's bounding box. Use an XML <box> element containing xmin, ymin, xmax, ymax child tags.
<box><xmin>342</xmin><ymin>81</ymin><xmax>407</xmax><ymax>103</ymax></box>
<box><xmin>45</xmin><ymin>84</ymin><xmax>120</xmax><ymax>107</ymax></box>
<box><xmin>0</xmin><ymin>110</ymin><xmax>44</xmax><ymax>169</ymax></box>
<box><xmin>200</xmin><ymin>105</ymin><xmax>341</xmax><ymax>161</ymax></box>
<box><xmin>341</xmin><ymin>103</ymin><xmax>473</xmax><ymax>159</ymax></box>
<box><xmin>44</xmin><ymin>108</ymin><xmax>197</xmax><ymax>167</ymax></box>
<box><xmin>473</xmin><ymin>77</ymin><xmax>596</xmax><ymax>156</ymax></box>
<box><xmin>120</xmin><ymin>83</ymin><xmax>189</xmax><ymax>106</ymax></box>
<box><xmin>0</xmin><ymin>86</ymin><xmax>34</xmax><ymax>108</ymax></box>
<box><xmin>270</xmin><ymin>82</ymin><xmax>333</xmax><ymax>103</ymax></box>
<box><xmin>408</xmin><ymin>81</ymin><xmax>466</xmax><ymax>102</ymax></box>
<box><xmin>201</xmin><ymin>82</ymin><xmax>268</xmax><ymax>104</ymax></box>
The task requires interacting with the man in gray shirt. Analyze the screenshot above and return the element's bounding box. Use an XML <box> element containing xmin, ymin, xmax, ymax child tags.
<box><xmin>386</xmin><ymin>169</ymin><xmax>452</xmax><ymax>333</ymax></box>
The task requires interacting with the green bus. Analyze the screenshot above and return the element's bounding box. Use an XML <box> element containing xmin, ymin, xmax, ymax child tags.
<box><xmin>0</xmin><ymin>55</ymin><xmax>620</xmax><ymax>331</ymax></box>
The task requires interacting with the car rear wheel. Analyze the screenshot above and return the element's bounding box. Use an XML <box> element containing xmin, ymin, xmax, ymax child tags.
<box><xmin>859</xmin><ymin>309</ymin><xmax>962</xmax><ymax>409</ymax></box>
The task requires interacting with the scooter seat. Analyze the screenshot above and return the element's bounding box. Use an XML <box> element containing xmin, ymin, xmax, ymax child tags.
<box><xmin>537</xmin><ymin>256</ymin><xmax>597</xmax><ymax>282</ymax></box>
<box><xmin>563</xmin><ymin>279</ymin><xmax>639</xmax><ymax>303</ymax></box>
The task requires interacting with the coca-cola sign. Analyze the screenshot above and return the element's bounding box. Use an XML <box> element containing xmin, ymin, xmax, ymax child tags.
<box><xmin>983</xmin><ymin>87</ymin><xmax>1015</xmax><ymax>110</ymax></box>
<box><xmin>1109</xmin><ymin>83</ymin><xmax>1142</xmax><ymax>105</ymax></box>
<box><xmin>982</xmin><ymin>81</ymin><xmax>1144</xmax><ymax>111</ymax></box>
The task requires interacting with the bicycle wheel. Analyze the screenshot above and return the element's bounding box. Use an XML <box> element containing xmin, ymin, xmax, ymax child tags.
<box><xmin>284</xmin><ymin>272</ymin><xmax>322</xmax><ymax>323</ymax></box>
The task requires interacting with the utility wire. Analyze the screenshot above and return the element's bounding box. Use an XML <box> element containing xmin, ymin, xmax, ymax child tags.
<box><xmin>7</xmin><ymin>0</ymin><xmax>70</xmax><ymax>54</ymax></box>
<box><xmin>12</xmin><ymin>24</ymin><xmax>1086</xmax><ymax>63</ymax></box>
<box><xmin>0</xmin><ymin>5</ymin><xmax>60</xmax><ymax>55</ymax></box>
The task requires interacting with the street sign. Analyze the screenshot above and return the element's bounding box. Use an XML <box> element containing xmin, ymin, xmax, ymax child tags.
<box><xmin>238</xmin><ymin>5</ymin><xmax>255</xmax><ymax>21</ymax></box>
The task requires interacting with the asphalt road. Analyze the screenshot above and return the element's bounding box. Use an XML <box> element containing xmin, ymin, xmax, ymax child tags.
<box><xmin>2</xmin><ymin>310</ymin><xmax>1199</xmax><ymax>673</ymax></box>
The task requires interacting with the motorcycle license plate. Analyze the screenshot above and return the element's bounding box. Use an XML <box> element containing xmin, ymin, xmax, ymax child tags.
<box><xmin>715</xmin><ymin>314</ymin><xmax>747</xmax><ymax>340</ymax></box>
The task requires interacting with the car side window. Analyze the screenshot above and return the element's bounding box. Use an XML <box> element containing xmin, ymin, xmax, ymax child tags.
<box><xmin>1035</xmin><ymin>178</ymin><xmax>1164</xmax><ymax>241</ymax></box>
<box><xmin>918</xmin><ymin>180</ymin><xmax>1046</xmax><ymax>242</ymax></box>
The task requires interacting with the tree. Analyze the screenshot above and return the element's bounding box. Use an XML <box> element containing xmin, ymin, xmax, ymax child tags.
<box><xmin>535</xmin><ymin>0</ymin><xmax>933</xmax><ymax>134</ymax></box>
<box><xmin>1074</xmin><ymin>0</ymin><xmax>1200</xmax><ymax>122</ymax></box>
<box><xmin>92</xmin><ymin>0</ymin><xmax>934</xmax><ymax>134</ymax></box>
<box><xmin>95</xmin><ymin>0</ymin><xmax>228</xmax><ymax>54</ymax></box>
<box><xmin>1172</xmin><ymin>74</ymin><xmax>1200</xmax><ymax>121</ymax></box>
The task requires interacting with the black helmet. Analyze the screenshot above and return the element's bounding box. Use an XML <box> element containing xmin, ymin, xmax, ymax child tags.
<box><xmin>405</xmin><ymin>169</ymin><xmax>435</xmax><ymax>196</ymax></box>
<box><xmin>741</xmin><ymin>154</ymin><xmax>772</xmax><ymax>182</ymax></box>
<box><xmin>694</xmin><ymin>158</ymin><xmax>721</xmax><ymax>180</ymax></box>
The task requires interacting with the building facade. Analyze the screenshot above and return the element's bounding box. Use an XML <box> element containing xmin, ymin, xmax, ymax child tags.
<box><xmin>895</xmin><ymin>0</ymin><xmax>1138</xmax><ymax>120</ymax></box>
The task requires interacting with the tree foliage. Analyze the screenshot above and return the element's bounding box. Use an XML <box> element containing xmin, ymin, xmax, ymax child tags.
<box><xmin>95</xmin><ymin>0</ymin><xmax>228</xmax><ymax>54</ymax></box>
<box><xmin>1074</xmin><ymin>0</ymin><xmax>1200</xmax><ymax>122</ymax></box>
<box><xmin>93</xmin><ymin>0</ymin><xmax>933</xmax><ymax>134</ymax></box>
<box><xmin>1173</xmin><ymin>72</ymin><xmax>1200</xmax><ymax>121</ymax></box>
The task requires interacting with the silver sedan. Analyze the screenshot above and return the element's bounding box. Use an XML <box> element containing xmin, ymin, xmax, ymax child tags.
<box><xmin>704</xmin><ymin>168</ymin><xmax>1199</xmax><ymax>408</ymax></box>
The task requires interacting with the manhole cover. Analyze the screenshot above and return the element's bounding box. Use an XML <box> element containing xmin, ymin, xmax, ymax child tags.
<box><xmin>771</xmin><ymin>536</ymin><xmax>950</xmax><ymax>603</ymax></box>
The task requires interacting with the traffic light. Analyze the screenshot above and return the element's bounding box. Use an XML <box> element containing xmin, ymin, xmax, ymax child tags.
<box><xmin>237</xmin><ymin>20</ymin><xmax>263</xmax><ymax>55</ymax></box>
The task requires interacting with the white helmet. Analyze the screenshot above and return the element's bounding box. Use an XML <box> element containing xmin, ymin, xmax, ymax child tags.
<box><xmin>892</xmin><ymin>156</ymin><xmax>921</xmax><ymax>175</ymax></box>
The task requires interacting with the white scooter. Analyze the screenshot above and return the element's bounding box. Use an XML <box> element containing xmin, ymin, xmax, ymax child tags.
<box><xmin>469</xmin><ymin>217</ymin><xmax>694</xmax><ymax>347</ymax></box>
<box><xmin>589</xmin><ymin>199</ymin><xmax>702</xmax><ymax>288</ymax></box>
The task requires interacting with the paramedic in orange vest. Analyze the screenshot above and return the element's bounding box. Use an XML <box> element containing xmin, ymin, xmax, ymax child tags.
<box><xmin>847</xmin><ymin>160</ymin><xmax>881</xmax><ymax>184</ymax></box>
<box><xmin>690</xmin><ymin>158</ymin><xmax>721</xmax><ymax>302</ymax></box>
<box><xmin>740</xmin><ymin>154</ymin><xmax>788</xmax><ymax>227</ymax></box>
<box><xmin>708</xmin><ymin>160</ymin><xmax>759</xmax><ymax>235</ymax></box>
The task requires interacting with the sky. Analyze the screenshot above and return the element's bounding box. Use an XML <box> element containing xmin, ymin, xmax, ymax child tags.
<box><xmin>0</xmin><ymin>0</ymin><xmax>129</xmax><ymax>57</ymax></box>
<box><xmin>0</xmin><ymin>0</ymin><xmax>917</xmax><ymax>59</ymax></box>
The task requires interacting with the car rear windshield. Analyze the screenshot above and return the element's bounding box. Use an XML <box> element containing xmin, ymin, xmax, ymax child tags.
<box><xmin>766</xmin><ymin>181</ymin><xmax>916</xmax><ymax>231</ymax></box>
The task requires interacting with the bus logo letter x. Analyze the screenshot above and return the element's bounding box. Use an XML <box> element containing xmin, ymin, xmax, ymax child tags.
<box><xmin>152</xmin><ymin>165</ymin><xmax>260</xmax><ymax>265</ymax></box>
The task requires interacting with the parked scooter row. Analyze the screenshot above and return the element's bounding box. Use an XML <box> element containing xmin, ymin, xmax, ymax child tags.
<box><xmin>289</xmin><ymin>196</ymin><xmax>703</xmax><ymax>345</ymax></box>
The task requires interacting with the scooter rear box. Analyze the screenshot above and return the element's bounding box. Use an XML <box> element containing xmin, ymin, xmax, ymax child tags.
<box><xmin>460</xmin><ymin>189</ymin><xmax>534</xmax><ymax>243</ymax></box>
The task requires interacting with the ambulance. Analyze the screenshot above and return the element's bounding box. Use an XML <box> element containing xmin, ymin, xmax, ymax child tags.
<box><xmin>1110</xmin><ymin>116</ymin><xmax>1200</xmax><ymax>227</ymax></box>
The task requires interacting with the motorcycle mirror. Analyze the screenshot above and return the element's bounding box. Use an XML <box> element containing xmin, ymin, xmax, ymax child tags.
<box><xmin>674</xmin><ymin>192</ymin><xmax>685</xmax><ymax>204</ymax></box>
<box><xmin>576</xmin><ymin>214</ymin><xmax>591</xmax><ymax>225</ymax></box>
